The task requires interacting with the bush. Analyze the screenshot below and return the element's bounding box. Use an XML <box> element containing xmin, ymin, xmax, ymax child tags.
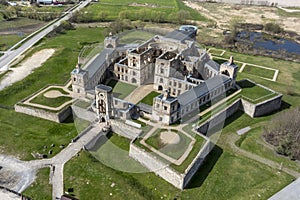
<box><xmin>264</xmin><ymin>23</ymin><xmax>283</xmax><ymax>34</ymax></box>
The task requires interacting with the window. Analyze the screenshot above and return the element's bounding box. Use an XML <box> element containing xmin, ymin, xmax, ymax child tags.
<box><xmin>73</xmin><ymin>77</ymin><xmax>76</xmax><ymax>82</ymax></box>
<box><xmin>164</xmin><ymin>106</ymin><xmax>167</xmax><ymax>111</ymax></box>
<box><xmin>160</xmin><ymin>78</ymin><xmax>163</xmax><ymax>83</ymax></box>
<box><xmin>160</xmin><ymin>68</ymin><xmax>164</xmax><ymax>74</ymax></box>
<box><xmin>178</xmin><ymin>83</ymin><xmax>181</xmax><ymax>88</ymax></box>
<box><xmin>132</xmin><ymin>71</ymin><xmax>136</xmax><ymax>76</ymax></box>
<box><xmin>173</xmin><ymin>82</ymin><xmax>177</xmax><ymax>87</ymax></box>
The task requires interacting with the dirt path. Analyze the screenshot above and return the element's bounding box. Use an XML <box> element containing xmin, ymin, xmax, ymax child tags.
<box><xmin>0</xmin><ymin>49</ymin><xmax>55</xmax><ymax>91</ymax></box>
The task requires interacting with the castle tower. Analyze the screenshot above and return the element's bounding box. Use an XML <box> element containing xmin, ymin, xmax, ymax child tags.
<box><xmin>71</xmin><ymin>64</ymin><xmax>89</xmax><ymax>97</ymax></box>
<box><xmin>104</xmin><ymin>33</ymin><xmax>119</xmax><ymax>49</ymax></box>
<box><xmin>220</xmin><ymin>56</ymin><xmax>238</xmax><ymax>85</ymax></box>
<box><xmin>95</xmin><ymin>84</ymin><xmax>114</xmax><ymax>123</ymax></box>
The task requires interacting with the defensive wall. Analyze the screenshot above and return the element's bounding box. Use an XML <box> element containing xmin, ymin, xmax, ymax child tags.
<box><xmin>129</xmin><ymin>136</ymin><xmax>212</xmax><ymax>189</ymax></box>
<box><xmin>15</xmin><ymin>103</ymin><xmax>72</xmax><ymax>123</ymax></box>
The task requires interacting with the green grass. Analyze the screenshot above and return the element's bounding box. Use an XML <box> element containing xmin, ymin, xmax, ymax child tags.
<box><xmin>0</xmin><ymin>109</ymin><xmax>77</xmax><ymax>160</ymax></box>
<box><xmin>243</xmin><ymin>64</ymin><xmax>275</xmax><ymax>80</ymax></box>
<box><xmin>107</xmin><ymin>79</ymin><xmax>137</xmax><ymax>99</ymax></box>
<box><xmin>236</xmin><ymin>127</ymin><xmax>300</xmax><ymax>173</ymax></box>
<box><xmin>0</xmin><ymin>27</ymin><xmax>105</xmax><ymax>107</ymax></box>
<box><xmin>238</xmin><ymin>79</ymin><xmax>276</xmax><ymax>102</ymax></box>
<box><xmin>90</xmin><ymin>134</ymin><xmax>146</xmax><ymax>173</ymax></box>
<box><xmin>30</xmin><ymin>95</ymin><xmax>72</xmax><ymax>108</ymax></box>
<box><xmin>22</xmin><ymin>168</ymin><xmax>52</xmax><ymax>199</ymax></box>
<box><xmin>209</xmin><ymin>48</ymin><xmax>224</xmax><ymax>56</ymax></box>
<box><xmin>63</xmin><ymin>148</ymin><xmax>293</xmax><ymax>200</ymax></box>
<box><xmin>145</xmin><ymin>129</ymin><xmax>192</xmax><ymax>160</ymax></box>
<box><xmin>0</xmin><ymin>34</ymin><xmax>28</xmax><ymax>51</ymax></box>
<box><xmin>138</xmin><ymin>91</ymin><xmax>160</xmax><ymax>106</ymax></box>
<box><xmin>0</xmin><ymin>27</ymin><xmax>105</xmax><ymax>160</ymax></box>
<box><xmin>83</xmin><ymin>0</ymin><xmax>207</xmax><ymax>22</ymax></box>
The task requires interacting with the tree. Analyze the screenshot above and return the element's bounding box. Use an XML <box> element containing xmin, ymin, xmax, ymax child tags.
<box><xmin>263</xmin><ymin>108</ymin><xmax>300</xmax><ymax>160</ymax></box>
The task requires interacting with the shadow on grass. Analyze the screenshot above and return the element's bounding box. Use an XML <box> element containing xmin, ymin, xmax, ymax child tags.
<box><xmin>186</xmin><ymin>145</ymin><xmax>223</xmax><ymax>189</ymax></box>
<box><xmin>62</xmin><ymin>113</ymin><xmax>74</xmax><ymax>123</ymax></box>
<box><xmin>237</xmin><ymin>79</ymin><xmax>255</xmax><ymax>88</ymax></box>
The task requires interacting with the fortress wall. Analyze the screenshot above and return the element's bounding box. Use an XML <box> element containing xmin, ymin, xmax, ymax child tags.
<box><xmin>129</xmin><ymin>143</ymin><xmax>184</xmax><ymax>189</ymax></box>
<box><xmin>111</xmin><ymin>120</ymin><xmax>142</xmax><ymax>139</ymax></box>
<box><xmin>241</xmin><ymin>94</ymin><xmax>282</xmax><ymax>117</ymax></box>
<box><xmin>197</xmin><ymin>99</ymin><xmax>241</xmax><ymax>134</ymax></box>
<box><xmin>15</xmin><ymin>104</ymin><xmax>72</xmax><ymax>123</ymax></box>
<box><xmin>182</xmin><ymin>139</ymin><xmax>213</xmax><ymax>188</ymax></box>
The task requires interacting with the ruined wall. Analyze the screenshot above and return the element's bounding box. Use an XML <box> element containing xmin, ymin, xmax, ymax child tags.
<box><xmin>15</xmin><ymin>104</ymin><xmax>72</xmax><ymax>123</ymax></box>
<box><xmin>129</xmin><ymin>143</ymin><xmax>184</xmax><ymax>189</ymax></box>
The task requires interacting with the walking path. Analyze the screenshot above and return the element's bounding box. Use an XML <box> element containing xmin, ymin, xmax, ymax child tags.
<box><xmin>24</xmin><ymin>123</ymin><xmax>105</xmax><ymax>200</ymax></box>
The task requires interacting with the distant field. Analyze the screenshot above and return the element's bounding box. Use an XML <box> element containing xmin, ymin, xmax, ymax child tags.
<box><xmin>82</xmin><ymin>0</ymin><xmax>207</xmax><ymax>22</ymax></box>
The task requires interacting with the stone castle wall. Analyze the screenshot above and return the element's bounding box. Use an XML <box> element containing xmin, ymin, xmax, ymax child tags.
<box><xmin>129</xmin><ymin>143</ymin><xmax>183</xmax><ymax>189</ymax></box>
<box><xmin>241</xmin><ymin>94</ymin><xmax>282</xmax><ymax>117</ymax></box>
<box><xmin>129</xmin><ymin>137</ymin><xmax>212</xmax><ymax>189</ymax></box>
<box><xmin>111</xmin><ymin>120</ymin><xmax>142</xmax><ymax>139</ymax></box>
<box><xmin>182</xmin><ymin>139</ymin><xmax>213</xmax><ymax>188</ymax></box>
<box><xmin>15</xmin><ymin>104</ymin><xmax>72</xmax><ymax>123</ymax></box>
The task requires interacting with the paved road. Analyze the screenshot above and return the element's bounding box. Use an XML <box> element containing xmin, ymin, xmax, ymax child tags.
<box><xmin>0</xmin><ymin>0</ymin><xmax>91</xmax><ymax>70</ymax></box>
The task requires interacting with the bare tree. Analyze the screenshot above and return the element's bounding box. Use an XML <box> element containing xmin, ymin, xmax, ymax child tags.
<box><xmin>263</xmin><ymin>108</ymin><xmax>300</xmax><ymax>160</ymax></box>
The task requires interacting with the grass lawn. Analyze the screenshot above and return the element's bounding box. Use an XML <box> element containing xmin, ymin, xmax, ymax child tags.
<box><xmin>138</xmin><ymin>91</ymin><xmax>160</xmax><ymax>106</ymax></box>
<box><xmin>30</xmin><ymin>91</ymin><xmax>71</xmax><ymax>108</ymax></box>
<box><xmin>145</xmin><ymin>129</ymin><xmax>192</xmax><ymax>160</ymax></box>
<box><xmin>22</xmin><ymin>168</ymin><xmax>52</xmax><ymax>199</ymax></box>
<box><xmin>63</xmin><ymin>147</ymin><xmax>293</xmax><ymax>200</ymax></box>
<box><xmin>238</xmin><ymin>79</ymin><xmax>276</xmax><ymax>102</ymax></box>
<box><xmin>107</xmin><ymin>79</ymin><xmax>137</xmax><ymax>99</ymax></box>
<box><xmin>242</xmin><ymin>64</ymin><xmax>275</xmax><ymax>80</ymax></box>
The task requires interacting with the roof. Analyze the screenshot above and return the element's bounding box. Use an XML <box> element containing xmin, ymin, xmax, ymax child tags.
<box><xmin>269</xmin><ymin>178</ymin><xmax>300</xmax><ymax>200</ymax></box>
<box><xmin>205</xmin><ymin>60</ymin><xmax>220</xmax><ymax>71</ymax></box>
<box><xmin>95</xmin><ymin>84</ymin><xmax>112</xmax><ymax>92</ymax></box>
<box><xmin>137</xmin><ymin>103</ymin><xmax>153</xmax><ymax>114</ymax></box>
<box><xmin>177</xmin><ymin>74</ymin><xmax>231</xmax><ymax>106</ymax></box>
<box><xmin>85</xmin><ymin>48</ymin><xmax>114</xmax><ymax>78</ymax></box>
<box><xmin>164</xmin><ymin>30</ymin><xmax>193</xmax><ymax>42</ymax></box>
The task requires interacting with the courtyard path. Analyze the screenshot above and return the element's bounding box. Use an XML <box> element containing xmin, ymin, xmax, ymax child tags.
<box><xmin>124</xmin><ymin>84</ymin><xmax>154</xmax><ymax>104</ymax></box>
